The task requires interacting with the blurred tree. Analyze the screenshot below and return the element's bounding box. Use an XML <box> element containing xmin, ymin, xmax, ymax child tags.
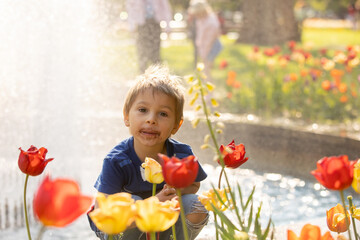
<box><xmin>237</xmin><ymin>0</ymin><xmax>300</xmax><ymax>46</ymax></box>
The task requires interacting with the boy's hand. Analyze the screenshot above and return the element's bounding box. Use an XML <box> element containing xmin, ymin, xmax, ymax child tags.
<box><xmin>156</xmin><ymin>184</ymin><xmax>176</xmax><ymax>202</ymax></box>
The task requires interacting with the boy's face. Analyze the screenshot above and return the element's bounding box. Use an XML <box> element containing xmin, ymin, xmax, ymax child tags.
<box><xmin>124</xmin><ymin>89</ymin><xmax>180</xmax><ymax>149</ymax></box>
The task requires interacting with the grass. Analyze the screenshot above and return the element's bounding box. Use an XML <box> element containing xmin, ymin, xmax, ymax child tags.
<box><xmin>163</xmin><ymin>27</ymin><xmax>360</xmax><ymax>77</ymax></box>
<box><xmin>301</xmin><ymin>28</ymin><xmax>360</xmax><ymax>47</ymax></box>
<box><xmin>161</xmin><ymin>27</ymin><xmax>360</xmax><ymax>123</ymax></box>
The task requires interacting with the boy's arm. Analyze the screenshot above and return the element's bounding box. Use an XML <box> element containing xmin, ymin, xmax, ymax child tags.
<box><xmin>180</xmin><ymin>182</ymin><xmax>200</xmax><ymax>195</ymax></box>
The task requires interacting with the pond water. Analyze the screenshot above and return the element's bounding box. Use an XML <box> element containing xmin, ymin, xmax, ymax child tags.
<box><xmin>0</xmin><ymin>1</ymin><xmax>357</xmax><ymax>239</ymax></box>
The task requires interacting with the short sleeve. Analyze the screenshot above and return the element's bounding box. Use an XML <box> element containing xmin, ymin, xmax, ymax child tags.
<box><xmin>94</xmin><ymin>158</ymin><xmax>125</xmax><ymax>194</ymax></box>
<box><xmin>168</xmin><ymin>138</ymin><xmax>207</xmax><ymax>182</ymax></box>
<box><xmin>195</xmin><ymin>162</ymin><xmax>207</xmax><ymax>182</ymax></box>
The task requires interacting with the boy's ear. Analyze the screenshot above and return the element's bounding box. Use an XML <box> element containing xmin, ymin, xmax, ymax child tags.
<box><xmin>124</xmin><ymin>111</ymin><xmax>130</xmax><ymax>127</ymax></box>
<box><xmin>171</xmin><ymin>118</ymin><xmax>183</xmax><ymax>135</ymax></box>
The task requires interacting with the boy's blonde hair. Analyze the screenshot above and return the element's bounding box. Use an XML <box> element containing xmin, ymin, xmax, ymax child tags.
<box><xmin>123</xmin><ymin>65</ymin><xmax>185</xmax><ymax>125</ymax></box>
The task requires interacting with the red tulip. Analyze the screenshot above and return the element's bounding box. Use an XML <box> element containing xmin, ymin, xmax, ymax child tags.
<box><xmin>33</xmin><ymin>175</ymin><xmax>93</xmax><ymax>227</ymax></box>
<box><xmin>158</xmin><ymin>154</ymin><xmax>198</xmax><ymax>189</ymax></box>
<box><xmin>219</xmin><ymin>60</ymin><xmax>228</xmax><ymax>69</ymax></box>
<box><xmin>263</xmin><ymin>48</ymin><xmax>276</xmax><ymax>57</ymax></box>
<box><xmin>287</xmin><ymin>41</ymin><xmax>296</xmax><ymax>51</ymax></box>
<box><xmin>311</xmin><ymin>155</ymin><xmax>355</xmax><ymax>191</ymax></box>
<box><xmin>18</xmin><ymin>145</ymin><xmax>53</xmax><ymax>176</ymax></box>
<box><xmin>218</xmin><ymin>140</ymin><xmax>249</xmax><ymax>169</ymax></box>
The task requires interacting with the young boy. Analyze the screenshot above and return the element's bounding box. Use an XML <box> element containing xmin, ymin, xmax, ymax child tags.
<box><xmin>89</xmin><ymin>65</ymin><xmax>209</xmax><ymax>240</ymax></box>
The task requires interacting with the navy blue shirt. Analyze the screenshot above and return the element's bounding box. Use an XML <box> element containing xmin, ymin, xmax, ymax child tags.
<box><xmin>94</xmin><ymin>137</ymin><xmax>207</xmax><ymax>199</ymax></box>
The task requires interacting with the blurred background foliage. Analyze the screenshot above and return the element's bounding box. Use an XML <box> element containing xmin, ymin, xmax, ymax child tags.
<box><xmin>100</xmin><ymin>0</ymin><xmax>360</xmax><ymax>125</ymax></box>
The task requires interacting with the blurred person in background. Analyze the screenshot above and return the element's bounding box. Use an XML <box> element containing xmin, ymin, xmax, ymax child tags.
<box><xmin>126</xmin><ymin>0</ymin><xmax>172</xmax><ymax>73</ymax></box>
<box><xmin>188</xmin><ymin>0</ymin><xmax>222</xmax><ymax>81</ymax></box>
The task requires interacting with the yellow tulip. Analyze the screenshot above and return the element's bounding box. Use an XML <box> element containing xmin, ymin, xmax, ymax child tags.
<box><xmin>352</xmin><ymin>208</ymin><xmax>360</xmax><ymax>220</ymax></box>
<box><xmin>198</xmin><ymin>188</ymin><xmax>231</xmax><ymax>212</ymax></box>
<box><xmin>159</xmin><ymin>197</ymin><xmax>180</xmax><ymax>211</ymax></box>
<box><xmin>352</xmin><ymin>159</ymin><xmax>360</xmax><ymax>194</ymax></box>
<box><xmin>135</xmin><ymin>196</ymin><xmax>180</xmax><ymax>233</ymax></box>
<box><xmin>89</xmin><ymin>192</ymin><xmax>136</xmax><ymax>235</ymax></box>
<box><xmin>141</xmin><ymin>157</ymin><xmax>164</xmax><ymax>184</ymax></box>
<box><xmin>234</xmin><ymin>231</ymin><xmax>249</xmax><ymax>240</ymax></box>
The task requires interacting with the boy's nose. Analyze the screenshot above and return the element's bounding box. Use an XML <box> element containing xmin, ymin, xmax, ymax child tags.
<box><xmin>146</xmin><ymin>119</ymin><xmax>156</xmax><ymax>124</ymax></box>
<box><xmin>146</xmin><ymin>114</ymin><xmax>156</xmax><ymax>124</ymax></box>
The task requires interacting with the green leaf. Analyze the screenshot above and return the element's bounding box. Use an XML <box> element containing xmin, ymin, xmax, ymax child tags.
<box><xmin>261</xmin><ymin>218</ymin><xmax>273</xmax><ymax>239</ymax></box>
<box><xmin>243</xmin><ymin>186</ymin><xmax>256</xmax><ymax>210</ymax></box>
<box><xmin>211</xmin><ymin>203</ymin><xmax>239</xmax><ymax>232</ymax></box>
<box><xmin>211</xmin><ymin>185</ymin><xmax>229</xmax><ymax>209</ymax></box>
<box><xmin>254</xmin><ymin>202</ymin><xmax>263</xmax><ymax>240</ymax></box>
<box><xmin>244</xmin><ymin>202</ymin><xmax>253</xmax><ymax>232</ymax></box>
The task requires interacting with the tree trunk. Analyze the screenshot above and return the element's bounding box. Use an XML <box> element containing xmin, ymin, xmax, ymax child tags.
<box><xmin>237</xmin><ymin>0</ymin><xmax>300</xmax><ymax>46</ymax></box>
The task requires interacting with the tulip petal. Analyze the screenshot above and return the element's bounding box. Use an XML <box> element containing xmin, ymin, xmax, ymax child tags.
<box><xmin>33</xmin><ymin>176</ymin><xmax>92</xmax><ymax>227</ymax></box>
<box><xmin>159</xmin><ymin>154</ymin><xmax>199</xmax><ymax>189</ymax></box>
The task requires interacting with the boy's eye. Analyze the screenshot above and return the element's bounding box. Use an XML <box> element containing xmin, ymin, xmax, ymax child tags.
<box><xmin>138</xmin><ymin>108</ymin><xmax>147</xmax><ymax>113</ymax></box>
<box><xmin>160</xmin><ymin>112</ymin><xmax>168</xmax><ymax>117</ymax></box>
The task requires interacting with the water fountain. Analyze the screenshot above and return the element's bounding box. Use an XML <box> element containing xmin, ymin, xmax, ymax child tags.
<box><xmin>0</xmin><ymin>1</ymin><xmax>359</xmax><ymax>239</ymax></box>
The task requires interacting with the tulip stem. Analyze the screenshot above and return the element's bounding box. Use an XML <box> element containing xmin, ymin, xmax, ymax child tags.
<box><xmin>218</xmin><ymin>168</ymin><xmax>224</xmax><ymax>188</ymax></box>
<box><xmin>196</xmin><ymin>69</ymin><xmax>244</xmax><ymax>229</ymax></box>
<box><xmin>340</xmin><ymin>190</ymin><xmax>352</xmax><ymax>240</ymax></box>
<box><xmin>172</xmin><ymin>224</ymin><xmax>177</xmax><ymax>240</ymax></box>
<box><xmin>108</xmin><ymin>235</ymin><xmax>113</xmax><ymax>240</ymax></box>
<box><xmin>176</xmin><ymin>189</ymin><xmax>189</xmax><ymax>240</ymax></box>
<box><xmin>24</xmin><ymin>174</ymin><xmax>32</xmax><ymax>240</ymax></box>
<box><xmin>150</xmin><ymin>232</ymin><xmax>156</xmax><ymax>240</ymax></box>
<box><xmin>214</xmin><ymin>213</ymin><xmax>219</xmax><ymax>240</ymax></box>
<box><xmin>347</xmin><ymin>196</ymin><xmax>359</xmax><ymax>240</ymax></box>
<box><xmin>152</xmin><ymin>183</ymin><xmax>156</xmax><ymax>196</ymax></box>
<box><xmin>195</xmin><ymin>70</ymin><xmax>225</xmax><ymax>189</ymax></box>
<box><xmin>36</xmin><ymin>225</ymin><xmax>46</xmax><ymax>240</ymax></box>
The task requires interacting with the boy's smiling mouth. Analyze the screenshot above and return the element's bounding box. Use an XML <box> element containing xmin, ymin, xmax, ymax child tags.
<box><xmin>140</xmin><ymin>129</ymin><xmax>160</xmax><ymax>137</ymax></box>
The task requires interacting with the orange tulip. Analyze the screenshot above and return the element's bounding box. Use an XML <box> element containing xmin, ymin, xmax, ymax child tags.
<box><xmin>326</xmin><ymin>204</ymin><xmax>350</xmax><ymax>233</ymax></box>
<box><xmin>321</xmin><ymin>80</ymin><xmax>331</xmax><ymax>91</ymax></box>
<box><xmin>289</xmin><ymin>73</ymin><xmax>298</xmax><ymax>82</ymax></box>
<box><xmin>300</xmin><ymin>69</ymin><xmax>308</xmax><ymax>77</ymax></box>
<box><xmin>287</xmin><ymin>224</ymin><xmax>334</xmax><ymax>240</ymax></box>
<box><xmin>339</xmin><ymin>95</ymin><xmax>348</xmax><ymax>103</ymax></box>
<box><xmin>311</xmin><ymin>155</ymin><xmax>355</xmax><ymax>191</ymax></box>
<box><xmin>233</xmin><ymin>81</ymin><xmax>242</xmax><ymax>88</ymax></box>
<box><xmin>330</xmin><ymin>69</ymin><xmax>344</xmax><ymax>80</ymax></box>
<box><xmin>33</xmin><ymin>175</ymin><xmax>93</xmax><ymax>227</ymax></box>
<box><xmin>226</xmin><ymin>71</ymin><xmax>236</xmax><ymax>86</ymax></box>
<box><xmin>338</xmin><ymin>83</ymin><xmax>347</xmax><ymax>93</ymax></box>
